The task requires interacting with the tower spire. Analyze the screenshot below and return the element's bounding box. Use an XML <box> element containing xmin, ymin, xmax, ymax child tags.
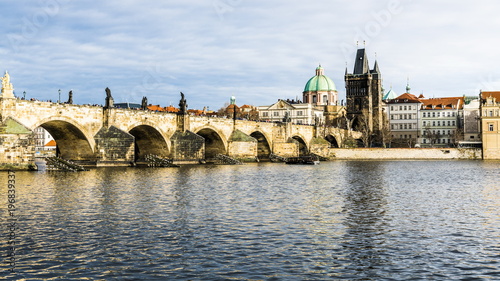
<box><xmin>406</xmin><ymin>77</ymin><xmax>411</xmax><ymax>93</ymax></box>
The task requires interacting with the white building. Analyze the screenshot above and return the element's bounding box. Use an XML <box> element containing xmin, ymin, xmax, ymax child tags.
<box><xmin>34</xmin><ymin>127</ymin><xmax>55</xmax><ymax>152</ymax></box>
<box><xmin>258</xmin><ymin>99</ymin><xmax>323</xmax><ymax>125</ymax></box>
<box><xmin>419</xmin><ymin>97</ymin><xmax>464</xmax><ymax>147</ymax></box>
<box><xmin>385</xmin><ymin>93</ymin><xmax>422</xmax><ymax>147</ymax></box>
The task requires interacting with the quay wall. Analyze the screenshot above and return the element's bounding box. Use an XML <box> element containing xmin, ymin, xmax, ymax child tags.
<box><xmin>329</xmin><ymin>148</ymin><xmax>482</xmax><ymax>160</ymax></box>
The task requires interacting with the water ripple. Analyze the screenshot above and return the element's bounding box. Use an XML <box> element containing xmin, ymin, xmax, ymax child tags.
<box><xmin>1</xmin><ymin>161</ymin><xmax>500</xmax><ymax>280</ymax></box>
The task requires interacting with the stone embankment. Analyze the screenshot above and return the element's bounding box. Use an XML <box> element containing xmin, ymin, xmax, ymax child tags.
<box><xmin>328</xmin><ymin>148</ymin><xmax>482</xmax><ymax>160</ymax></box>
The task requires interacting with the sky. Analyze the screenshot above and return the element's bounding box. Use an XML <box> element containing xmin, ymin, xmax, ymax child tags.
<box><xmin>2</xmin><ymin>0</ymin><xmax>500</xmax><ymax>111</ymax></box>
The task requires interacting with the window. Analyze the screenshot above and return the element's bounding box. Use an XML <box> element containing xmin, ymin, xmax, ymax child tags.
<box><xmin>489</xmin><ymin>124</ymin><xmax>494</xmax><ymax>131</ymax></box>
<box><xmin>400</xmin><ymin>124</ymin><xmax>403</xmax><ymax>129</ymax></box>
<box><xmin>313</xmin><ymin>96</ymin><xmax>317</xmax><ymax>103</ymax></box>
<box><xmin>263</xmin><ymin>112</ymin><xmax>268</xmax><ymax>117</ymax></box>
<box><xmin>391</xmin><ymin>106</ymin><xmax>394</xmax><ymax>111</ymax></box>
<box><xmin>423</xmin><ymin>121</ymin><xmax>427</xmax><ymax>126</ymax></box>
<box><xmin>437</xmin><ymin>121</ymin><xmax>441</xmax><ymax>126</ymax></box>
<box><xmin>399</xmin><ymin>106</ymin><xmax>402</xmax><ymax>110</ymax></box>
<box><xmin>452</xmin><ymin>121</ymin><xmax>455</xmax><ymax>126</ymax></box>
<box><xmin>433</xmin><ymin>121</ymin><xmax>436</xmax><ymax>126</ymax></box>
<box><xmin>423</xmin><ymin>139</ymin><xmax>427</xmax><ymax>143</ymax></box>
<box><xmin>404</xmin><ymin>106</ymin><xmax>407</xmax><ymax>110</ymax></box>
<box><xmin>404</xmin><ymin>124</ymin><xmax>408</xmax><ymax>129</ymax></box>
<box><xmin>297</xmin><ymin>111</ymin><xmax>303</xmax><ymax>116</ymax></box>
<box><xmin>273</xmin><ymin>111</ymin><xmax>279</xmax><ymax>116</ymax></box>
<box><xmin>432</xmin><ymin>112</ymin><xmax>436</xmax><ymax>117</ymax></box>
<box><xmin>391</xmin><ymin>115</ymin><xmax>394</xmax><ymax>120</ymax></box>
<box><xmin>437</xmin><ymin>112</ymin><xmax>440</xmax><ymax>117</ymax></box>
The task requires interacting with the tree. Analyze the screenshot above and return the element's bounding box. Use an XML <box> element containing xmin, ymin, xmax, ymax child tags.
<box><xmin>424</xmin><ymin>125</ymin><xmax>441</xmax><ymax>147</ymax></box>
<box><xmin>353</xmin><ymin>110</ymin><xmax>371</xmax><ymax>148</ymax></box>
<box><xmin>452</xmin><ymin>128</ymin><xmax>464</xmax><ymax>147</ymax></box>
<box><xmin>376</xmin><ymin>110</ymin><xmax>392</xmax><ymax>148</ymax></box>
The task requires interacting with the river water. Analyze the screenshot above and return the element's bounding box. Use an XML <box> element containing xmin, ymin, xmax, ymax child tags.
<box><xmin>2</xmin><ymin>161</ymin><xmax>500</xmax><ymax>280</ymax></box>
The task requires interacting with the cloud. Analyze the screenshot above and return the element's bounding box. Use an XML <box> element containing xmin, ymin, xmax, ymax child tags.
<box><xmin>2</xmin><ymin>1</ymin><xmax>500</xmax><ymax>109</ymax></box>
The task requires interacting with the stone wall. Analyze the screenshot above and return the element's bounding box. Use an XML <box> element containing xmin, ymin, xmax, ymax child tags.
<box><xmin>329</xmin><ymin>148</ymin><xmax>482</xmax><ymax>160</ymax></box>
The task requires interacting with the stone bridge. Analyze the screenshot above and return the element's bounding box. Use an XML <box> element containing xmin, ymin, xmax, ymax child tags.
<box><xmin>0</xmin><ymin>97</ymin><xmax>358</xmax><ymax>166</ymax></box>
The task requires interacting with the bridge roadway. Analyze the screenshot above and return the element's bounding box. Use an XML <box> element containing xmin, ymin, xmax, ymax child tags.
<box><xmin>0</xmin><ymin>97</ymin><xmax>356</xmax><ymax>166</ymax></box>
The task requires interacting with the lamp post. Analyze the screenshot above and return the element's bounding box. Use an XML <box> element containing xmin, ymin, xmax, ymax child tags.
<box><xmin>23</xmin><ymin>91</ymin><xmax>26</xmax><ymax>99</ymax></box>
<box><xmin>58</xmin><ymin>89</ymin><xmax>61</xmax><ymax>103</ymax></box>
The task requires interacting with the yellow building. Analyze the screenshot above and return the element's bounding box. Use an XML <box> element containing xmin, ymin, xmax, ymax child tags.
<box><xmin>480</xmin><ymin>91</ymin><xmax>500</xmax><ymax>159</ymax></box>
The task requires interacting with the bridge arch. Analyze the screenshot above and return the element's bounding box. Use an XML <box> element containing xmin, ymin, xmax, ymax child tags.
<box><xmin>33</xmin><ymin>117</ymin><xmax>95</xmax><ymax>162</ymax></box>
<box><xmin>325</xmin><ymin>134</ymin><xmax>340</xmax><ymax>148</ymax></box>
<box><xmin>291</xmin><ymin>135</ymin><xmax>309</xmax><ymax>156</ymax></box>
<box><xmin>127</xmin><ymin>124</ymin><xmax>170</xmax><ymax>161</ymax></box>
<box><xmin>250</xmin><ymin>130</ymin><xmax>272</xmax><ymax>160</ymax></box>
<box><xmin>195</xmin><ymin>127</ymin><xmax>227</xmax><ymax>159</ymax></box>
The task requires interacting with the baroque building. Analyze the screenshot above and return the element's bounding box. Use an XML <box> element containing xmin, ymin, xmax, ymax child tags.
<box><xmin>345</xmin><ymin>48</ymin><xmax>384</xmax><ymax>134</ymax></box>
<box><xmin>258</xmin><ymin>65</ymin><xmax>344</xmax><ymax>126</ymax></box>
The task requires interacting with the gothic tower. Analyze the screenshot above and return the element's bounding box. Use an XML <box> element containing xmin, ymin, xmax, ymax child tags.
<box><xmin>344</xmin><ymin>48</ymin><xmax>383</xmax><ymax>134</ymax></box>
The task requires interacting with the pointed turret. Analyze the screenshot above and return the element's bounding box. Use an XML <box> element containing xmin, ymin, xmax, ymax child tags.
<box><xmin>353</xmin><ymin>48</ymin><xmax>369</xmax><ymax>75</ymax></box>
<box><xmin>371</xmin><ymin>60</ymin><xmax>381</xmax><ymax>79</ymax></box>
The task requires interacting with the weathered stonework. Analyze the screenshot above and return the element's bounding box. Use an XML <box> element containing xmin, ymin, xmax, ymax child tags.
<box><xmin>0</xmin><ymin>98</ymin><xmax>355</xmax><ymax>167</ymax></box>
<box><xmin>0</xmin><ymin>117</ymin><xmax>35</xmax><ymax>169</ymax></box>
<box><xmin>94</xmin><ymin>126</ymin><xmax>135</xmax><ymax>165</ymax></box>
<box><xmin>228</xmin><ymin>130</ymin><xmax>257</xmax><ymax>160</ymax></box>
<box><xmin>171</xmin><ymin>130</ymin><xmax>205</xmax><ymax>162</ymax></box>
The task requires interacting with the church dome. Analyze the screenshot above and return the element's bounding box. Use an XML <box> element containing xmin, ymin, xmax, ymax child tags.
<box><xmin>303</xmin><ymin>65</ymin><xmax>337</xmax><ymax>92</ymax></box>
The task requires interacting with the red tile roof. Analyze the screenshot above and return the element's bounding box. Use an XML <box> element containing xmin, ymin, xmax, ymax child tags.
<box><xmin>165</xmin><ymin>106</ymin><xmax>179</xmax><ymax>113</ymax></box>
<box><xmin>45</xmin><ymin>140</ymin><xmax>56</xmax><ymax>146</ymax></box>
<box><xmin>147</xmin><ymin>104</ymin><xmax>165</xmax><ymax>111</ymax></box>
<box><xmin>420</xmin><ymin>97</ymin><xmax>464</xmax><ymax>110</ymax></box>
<box><xmin>480</xmin><ymin>91</ymin><xmax>500</xmax><ymax>100</ymax></box>
<box><xmin>385</xmin><ymin>93</ymin><xmax>421</xmax><ymax>104</ymax></box>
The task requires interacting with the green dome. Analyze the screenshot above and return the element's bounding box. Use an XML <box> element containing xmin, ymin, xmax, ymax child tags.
<box><xmin>303</xmin><ymin>66</ymin><xmax>337</xmax><ymax>92</ymax></box>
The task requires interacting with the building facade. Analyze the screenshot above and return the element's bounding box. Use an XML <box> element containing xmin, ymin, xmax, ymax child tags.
<box><xmin>462</xmin><ymin>97</ymin><xmax>481</xmax><ymax>143</ymax></box>
<box><xmin>258</xmin><ymin>99</ymin><xmax>323</xmax><ymax>125</ymax></box>
<box><xmin>385</xmin><ymin>93</ymin><xmax>421</xmax><ymax>147</ymax></box>
<box><xmin>480</xmin><ymin>91</ymin><xmax>500</xmax><ymax>159</ymax></box>
<box><xmin>419</xmin><ymin>97</ymin><xmax>464</xmax><ymax>147</ymax></box>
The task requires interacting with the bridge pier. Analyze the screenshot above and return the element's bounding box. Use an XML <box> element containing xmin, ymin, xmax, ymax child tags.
<box><xmin>94</xmin><ymin>126</ymin><xmax>135</xmax><ymax>166</ymax></box>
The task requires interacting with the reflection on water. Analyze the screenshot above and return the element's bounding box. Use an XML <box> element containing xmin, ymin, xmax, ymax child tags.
<box><xmin>1</xmin><ymin>161</ymin><xmax>500</xmax><ymax>280</ymax></box>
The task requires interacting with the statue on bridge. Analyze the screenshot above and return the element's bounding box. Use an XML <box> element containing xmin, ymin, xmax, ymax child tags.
<box><xmin>104</xmin><ymin>87</ymin><xmax>114</xmax><ymax>108</ymax></box>
<box><xmin>67</xmin><ymin>90</ymin><xmax>73</xmax><ymax>104</ymax></box>
<box><xmin>1</xmin><ymin>71</ymin><xmax>14</xmax><ymax>98</ymax></box>
<box><xmin>141</xmin><ymin>96</ymin><xmax>148</xmax><ymax>110</ymax></box>
<box><xmin>282</xmin><ymin>111</ymin><xmax>291</xmax><ymax>123</ymax></box>
<box><xmin>178</xmin><ymin>92</ymin><xmax>187</xmax><ymax>115</ymax></box>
